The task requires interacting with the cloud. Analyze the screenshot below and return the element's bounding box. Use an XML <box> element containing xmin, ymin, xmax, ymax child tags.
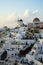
<box><xmin>32</xmin><ymin>10</ymin><xmax>39</xmax><ymax>14</ymax></box>
<box><xmin>6</xmin><ymin>12</ymin><xmax>18</xmax><ymax>22</ymax></box>
<box><xmin>0</xmin><ymin>12</ymin><xmax>19</xmax><ymax>28</ymax></box>
<box><xmin>22</xmin><ymin>9</ymin><xmax>32</xmax><ymax>24</ymax></box>
<box><xmin>23</xmin><ymin>9</ymin><xmax>29</xmax><ymax>17</ymax></box>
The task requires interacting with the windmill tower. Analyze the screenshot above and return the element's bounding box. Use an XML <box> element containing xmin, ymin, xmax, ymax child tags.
<box><xmin>18</xmin><ymin>18</ymin><xmax>24</xmax><ymax>27</ymax></box>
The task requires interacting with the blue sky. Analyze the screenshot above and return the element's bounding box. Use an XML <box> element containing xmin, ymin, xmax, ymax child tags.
<box><xmin>0</xmin><ymin>0</ymin><xmax>43</xmax><ymax>27</ymax></box>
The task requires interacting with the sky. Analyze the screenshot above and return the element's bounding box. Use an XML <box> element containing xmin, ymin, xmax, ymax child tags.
<box><xmin>0</xmin><ymin>0</ymin><xmax>43</xmax><ymax>27</ymax></box>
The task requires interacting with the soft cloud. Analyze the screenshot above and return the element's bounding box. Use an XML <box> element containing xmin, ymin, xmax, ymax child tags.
<box><xmin>22</xmin><ymin>9</ymin><xmax>32</xmax><ymax>24</ymax></box>
<box><xmin>23</xmin><ymin>10</ymin><xmax>29</xmax><ymax>17</ymax></box>
<box><xmin>0</xmin><ymin>12</ymin><xmax>19</xmax><ymax>28</ymax></box>
<box><xmin>32</xmin><ymin>10</ymin><xmax>39</xmax><ymax>14</ymax></box>
<box><xmin>6</xmin><ymin>13</ymin><xmax>18</xmax><ymax>22</ymax></box>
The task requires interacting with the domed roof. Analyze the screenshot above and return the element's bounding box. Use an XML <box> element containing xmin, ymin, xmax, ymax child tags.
<box><xmin>33</xmin><ymin>18</ymin><xmax>40</xmax><ymax>22</ymax></box>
